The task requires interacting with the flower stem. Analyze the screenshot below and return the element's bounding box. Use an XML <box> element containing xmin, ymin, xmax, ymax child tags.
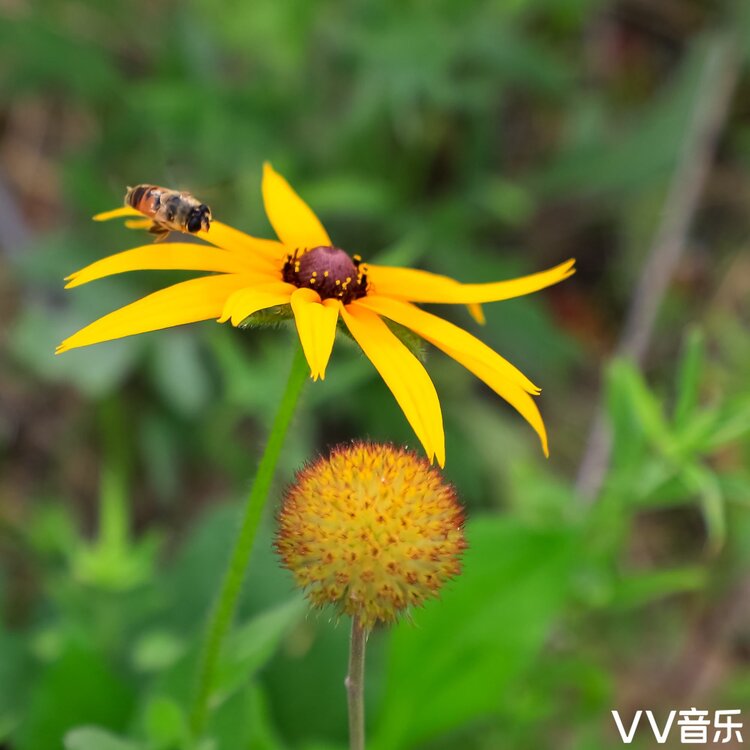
<box><xmin>346</xmin><ymin>616</ymin><xmax>367</xmax><ymax>750</ymax></box>
<box><xmin>189</xmin><ymin>343</ymin><xmax>309</xmax><ymax>739</ymax></box>
<box><xmin>98</xmin><ymin>395</ymin><xmax>130</xmax><ymax>552</ymax></box>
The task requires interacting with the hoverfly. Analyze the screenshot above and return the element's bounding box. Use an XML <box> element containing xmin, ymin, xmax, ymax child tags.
<box><xmin>125</xmin><ymin>184</ymin><xmax>211</xmax><ymax>241</ymax></box>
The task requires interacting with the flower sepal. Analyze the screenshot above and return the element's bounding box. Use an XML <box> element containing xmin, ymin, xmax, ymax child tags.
<box><xmin>237</xmin><ymin>304</ymin><xmax>294</xmax><ymax>330</ymax></box>
<box><xmin>337</xmin><ymin>317</ymin><xmax>425</xmax><ymax>361</ymax></box>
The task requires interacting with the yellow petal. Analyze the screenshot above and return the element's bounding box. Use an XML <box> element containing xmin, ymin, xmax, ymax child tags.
<box><xmin>359</xmin><ymin>295</ymin><xmax>548</xmax><ymax>455</ymax></box>
<box><xmin>94</xmin><ymin>204</ymin><xmax>285</xmax><ymax>267</ymax></box>
<box><xmin>467</xmin><ymin>303</ymin><xmax>485</xmax><ymax>325</ymax></box>
<box><xmin>124</xmin><ymin>219</ymin><xmax>154</xmax><ymax>229</ymax></box>
<box><xmin>57</xmin><ymin>274</ymin><xmax>251</xmax><ymax>353</ymax></box>
<box><xmin>196</xmin><ymin>221</ymin><xmax>287</xmax><ymax>265</ymax></box>
<box><xmin>262</xmin><ymin>162</ymin><xmax>332</xmax><ymax>250</ymax></box>
<box><xmin>93</xmin><ymin>206</ymin><xmax>140</xmax><ymax>221</ymax></box>
<box><xmin>219</xmin><ymin>282</ymin><xmax>295</xmax><ymax>326</ymax></box>
<box><xmin>460</xmin><ymin>355</ymin><xmax>549</xmax><ymax>457</ymax></box>
<box><xmin>290</xmin><ymin>288</ymin><xmax>339</xmax><ymax>381</ymax></box>
<box><xmin>367</xmin><ymin>258</ymin><xmax>576</xmax><ymax>304</ymax></box>
<box><xmin>358</xmin><ymin>295</ymin><xmax>540</xmax><ymax>394</ymax></box>
<box><xmin>65</xmin><ymin>244</ymin><xmax>274</xmax><ymax>289</ymax></box>
<box><xmin>341</xmin><ymin>301</ymin><xmax>445</xmax><ymax>467</ymax></box>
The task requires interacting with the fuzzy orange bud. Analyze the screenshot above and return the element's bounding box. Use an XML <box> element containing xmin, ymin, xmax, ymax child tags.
<box><xmin>275</xmin><ymin>442</ymin><xmax>466</xmax><ymax>630</ymax></box>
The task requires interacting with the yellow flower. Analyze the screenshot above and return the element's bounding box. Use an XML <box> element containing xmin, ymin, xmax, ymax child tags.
<box><xmin>275</xmin><ymin>441</ymin><xmax>465</xmax><ymax>630</ymax></box>
<box><xmin>58</xmin><ymin>163</ymin><xmax>575</xmax><ymax>466</ymax></box>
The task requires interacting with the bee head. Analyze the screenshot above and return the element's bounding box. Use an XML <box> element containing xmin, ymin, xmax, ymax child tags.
<box><xmin>187</xmin><ymin>204</ymin><xmax>211</xmax><ymax>233</ymax></box>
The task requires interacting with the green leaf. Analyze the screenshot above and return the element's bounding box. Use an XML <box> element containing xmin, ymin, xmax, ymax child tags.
<box><xmin>609</xmin><ymin>359</ymin><xmax>675</xmax><ymax>460</ymax></box>
<box><xmin>18</xmin><ymin>643</ymin><xmax>135</xmax><ymax>750</ymax></box>
<box><xmin>9</xmin><ymin>303</ymin><xmax>141</xmax><ymax>398</ymax></box>
<box><xmin>238</xmin><ymin>306</ymin><xmax>294</xmax><ymax>329</ymax></box>
<box><xmin>703</xmin><ymin>398</ymin><xmax>750</xmax><ymax>451</ymax></box>
<box><xmin>213</xmin><ymin>596</ymin><xmax>306</xmax><ymax>707</ymax></box>
<box><xmin>372</xmin><ymin>515</ymin><xmax>576</xmax><ymax>750</ymax></box>
<box><xmin>382</xmin><ymin>319</ymin><xmax>426</xmax><ymax>361</ymax></box>
<box><xmin>719</xmin><ymin>472</ymin><xmax>750</xmax><ymax>506</ymax></box>
<box><xmin>149</xmin><ymin>332</ymin><xmax>213</xmax><ymax>417</ymax></box>
<box><xmin>630</xmin><ymin>460</ymin><xmax>679</xmax><ymax>505</ymax></box>
<box><xmin>533</xmin><ymin>42</ymin><xmax>706</xmax><ymax>197</ymax></box>
<box><xmin>262</xmin><ymin>612</ymin><xmax>370</xmax><ymax>746</ymax></box>
<box><xmin>610</xmin><ymin>566</ymin><xmax>707</xmax><ymax>609</ymax></box>
<box><xmin>0</xmin><ymin>629</ymin><xmax>33</xmax><ymax>742</ymax></box>
<box><xmin>680</xmin><ymin>464</ymin><xmax>726</xmax><ymax>553</ymax></box>
<box><xmin>624</xmin><ymin>366</ymin><xmax>672</xmax><ymax>450</ymax></box>
<box><xmin>0</xmin><ymin>18</ymin><xmax>121</xmax><ymax>99</ymax></box>
<box><xmin>477</xmin><ymin>177</ymin><xmax>536</xmax><ymax>227</ymax></box>
<box><xmin>72</xmin><ymin>531</ymin><xmax>162</xmax><ymax>592</ymax></box>
<box><xmin>673</xmin><ymin>328</ymin><xmax>705</xmax><ymax>429</ymax></box>
<box><xmin>606</xmin><ymin>360</ymin><xmax>647</xmax><ymax>469</ymax></box>
<box><xmin>305</xmin><ymin>175</ymin><xmax>395</xmax><ymax>218</ymax></box>
<box><xmin>144</xmin><ymin>696</ymin><xmax>188</xmax><ymax>749</ymax></box>
<box><xmin>207</xmin><ymin>683</ymin><xmax>285</xmax><ymax>750</ymax></box>
<box><xmin>673</xmin><ymin>408</ymin><xmax>723</xmax><ymax>454</ymax></box>
<box><xmin>131</xmin><ymin>631</ymin><xmax>187</xmax><ymax>673</ymax></box>
<box><xmin>64</xmin><ymin>727</ymin><xmax>142</xmax><ymax>750</ymax></box>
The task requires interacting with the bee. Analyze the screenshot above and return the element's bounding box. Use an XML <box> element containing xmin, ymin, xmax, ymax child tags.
<box><xmin>125</xmin><ymin>184</ymin><xmax>212</xmax><ymax>241</ymax></box>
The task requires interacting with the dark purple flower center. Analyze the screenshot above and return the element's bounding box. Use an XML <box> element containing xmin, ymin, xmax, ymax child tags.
<box><xmin>283</xmin><ymin>246</ymin><xmax>368</xmax><ymax>303</ymax></box>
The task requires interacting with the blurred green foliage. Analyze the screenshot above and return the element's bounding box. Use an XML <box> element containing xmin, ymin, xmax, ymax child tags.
<box><xmin>1</xmin><ymin>0</ymin><xmax>750</xmax><ymax>749</ymax></box>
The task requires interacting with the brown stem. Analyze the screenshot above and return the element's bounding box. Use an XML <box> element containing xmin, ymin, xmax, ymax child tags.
<box><xmin>346</xmin><ymin>617</ymin><xmax>367</xmax><ymax>750</ymax></box>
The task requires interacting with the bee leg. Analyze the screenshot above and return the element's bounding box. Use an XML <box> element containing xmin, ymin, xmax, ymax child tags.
<box><xmin>148</xmin><ymin>222</ymin><xmax>170</xmax><ymax>243</ymax></box>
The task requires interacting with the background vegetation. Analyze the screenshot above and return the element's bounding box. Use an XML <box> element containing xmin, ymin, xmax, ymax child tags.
<box><xmin>1</xmin><ymin>0</ymin><xmax>750</xmax><ymax>748</ymax></box>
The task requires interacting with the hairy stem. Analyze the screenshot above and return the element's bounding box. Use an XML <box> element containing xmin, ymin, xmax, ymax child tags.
<box><xmin>189</xmin><ymin>343</ymin><xmax>309</xmax><ymax>738</ymax></box>
<box><xmin>346</xmin><ymin>617</ymin><xmax>368</xmax><ymax>750</ymax></box>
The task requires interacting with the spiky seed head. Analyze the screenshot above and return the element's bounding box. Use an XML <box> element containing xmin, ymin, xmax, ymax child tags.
<box><xmin>275</xmin><ymin>442</ymin><xmax>466</xmax><ymax>630</ymax></box>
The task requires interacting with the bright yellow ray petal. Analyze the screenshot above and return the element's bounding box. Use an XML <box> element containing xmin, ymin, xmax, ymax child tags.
<box><xmin>93</xmin><ymin>206</ymin><xmax>140</xmax><ymax>221</ymax></box>
<box><xmin>93</xmin><ymin>204</ymin><xmax>285</xmax><ymax>267</ymax></box>
<box><xmin>358</xmin><ymin>295</ymin><xmax>540</xmax><ymax>394</ymax></box>
<box><xmin>219</xmin><ymin>282</ymin><xmax>295</xmax><ymax>326</ymax></box>
<box><xmin>65</xmin><ymin>244</ymin><xmax>275</xmax><ymax>289</ymax></box>
<box><xmin>341</xmin><ymin>301</ymin><xmax>445</xmax><ymax>467</ymax></box>
<box><xmin>262</xmin><ymin>162</ymin><xmax>332</xmax><ymax>250</ymax></box>
<box><xmin>124</xmin><ymin>219</ymin><xmax>153</xmax><ymax>230</ymax></box>
<box><xmin>358</xmin><ymin>296</ymin><xmax>548</xmax><ymax>455</ymax></box>
<box><xmin>367</xmin><ymin>258</ymin><xmax>576</xmax><ymax>304</ymax></box>
<box><xmin>197</xmin><ymin>221</ymin><xmax>287</xmax><ymax>265</ymax></box>
<box><xmin>460</xmin><ymin>356</ymin><xmax>549</xmax><ymax>457</ymax></box>
<box><xmin>57</xmin><ymin>274</ymin><xmax>252</xmax><ymax>353</ymax></box>
<box><xmin>290</xmin><ymin>288</ymin><xmax>339</xmax><ymax>381</ymax></box>
<box><xmin>467</xmin><ymin>303</ymin><xmax>485</xmax><ymax>325</ymax></box>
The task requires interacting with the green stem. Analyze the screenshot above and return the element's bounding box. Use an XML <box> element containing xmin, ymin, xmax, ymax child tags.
<box><xmin>346</xmin><ymin>616</ymin><xmax>367</xmax><ymax>750</ymax></box>
<box><xmin>98</xmin><ymin>396</ymin><xmax>129</xmax><ymax>551</ymax></box>
<box><xmin>189</xmin><ymin>343</ymin><xmax>309</xmax><ymax>738</ymax></box>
